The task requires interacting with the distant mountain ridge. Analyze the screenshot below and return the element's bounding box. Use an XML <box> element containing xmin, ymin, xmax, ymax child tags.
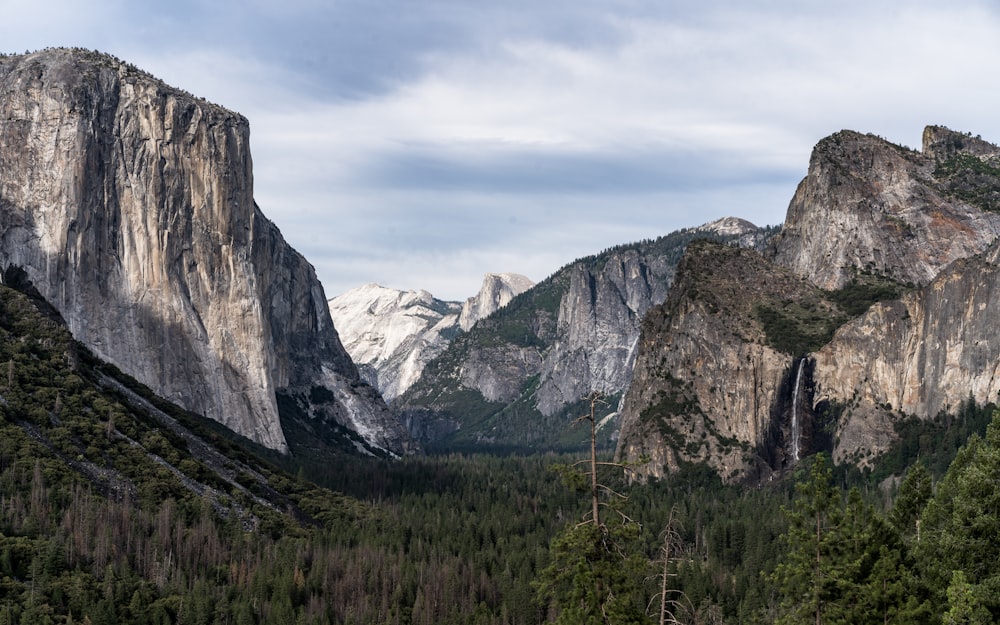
<box><xmin>328</xmin><ymin>273</ymin><xmax>534</xmax><ymax>401</ymax></box>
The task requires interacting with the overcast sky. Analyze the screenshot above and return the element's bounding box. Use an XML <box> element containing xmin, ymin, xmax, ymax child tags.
<box><xmin>4</xmin><ymin>1</ymin><xmax>1000</xmax><ymax>300</ymax></box>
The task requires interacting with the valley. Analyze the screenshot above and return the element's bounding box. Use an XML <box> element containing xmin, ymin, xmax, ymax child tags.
<box><xmin>2</xmin><ymin>48</ymin><xmax>1000</xmax><ymax>623</ymax></box>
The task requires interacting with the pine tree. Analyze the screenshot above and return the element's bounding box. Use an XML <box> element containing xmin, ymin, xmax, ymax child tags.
<box><xmin>772</xmin><ymin>455</ymin><xmax>844</xmax><ymax>625</ymax></box>
<box><xmin>534</xmin><ymin>392</ymin><xmax>652</xmax><ymax>625</ymax></box>
<box><xmin>888</xmin><ymin>461</ymin><xmax>931</xmax><ymax>543</ymax></box>
<box><xmin>917</xmin><ymin>409</ymin><xmax>1000</xmax><ymax>621</ymax></box>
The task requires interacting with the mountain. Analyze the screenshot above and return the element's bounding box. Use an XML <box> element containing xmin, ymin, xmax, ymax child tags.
<box><xmin>397</xmin><ymin>218</ymin><xmax>775</xmax><ymax>450</ymax></box>
<box><xmin>616</xmin><ymin>126</ymin><xmax>1000</xmax><ymax>482</ymax></box>
<box><xmin>0</xmin><ymin>48</ymin><xmax>410</xmax><ymax>457</ymax></box>
<box><xmin>329</xmin><ymin>273</ymin><xmax>532</xmax><ymax>402</ymax></box>
<box><xmin>771</xmin><ymin>126</ymin><xmax>1000</xmax><ymax>289</ymax></box>
<box><xmin>458</xmin><ymin>272</ymin><xmax>536</xmax><ymax>331</ymax></box>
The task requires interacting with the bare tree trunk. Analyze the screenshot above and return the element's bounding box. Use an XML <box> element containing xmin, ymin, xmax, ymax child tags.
<box><xmin>590</xmin><ymin>392</ymin><xmax>600</xmax><ymax>528</ymax></box>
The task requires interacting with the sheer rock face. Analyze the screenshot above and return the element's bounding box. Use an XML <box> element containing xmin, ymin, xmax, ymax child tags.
<box><xmin>458</xmin><ymin>273</ymin><xmax>535</xmax><ymax>331</ymax></box>
<box><xmin>618</xmin><ymin>126</ymin><xmax>1000</xmax><ymax>483</ymax></box>
<box><xmin>813</xmin><ymin>240</ymin><xmax>1000</xmax><ymax>467</ymax></box>
<box><xmin>771</xmin><ymin>128</ymin><xmax>1000</xmax><ymax>289</ymax></box>
<box><xmin>532</xmin><ymin>249</ymin><xmax>672</xmax><ymax>416</ymax></box>
<box><xmin>0</xmin><ymin>49</ymin><xmax>408</xmax><ymax>455</ymax></box>
<box><xmin>615</xmin><ymin>241</ymin><xmax>827</xmax><ymax>482</ymax></box>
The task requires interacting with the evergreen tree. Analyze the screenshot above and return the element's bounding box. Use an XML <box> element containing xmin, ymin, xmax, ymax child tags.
<box><xmin>535</xmin><ymin>392</ymin><xmax>652</xmax><ymax>625</ymax></box>
<box><xmin>917</xmin><ymin>410</ymin><xmax>1000</xmax><ymax>621</ymax></box>
<box><xmin>772</xmin><ymin>455</ymin><xmax>845</xmax><ymax>625</ymax></box>
<box><xmin>772</xmin><ymin>454</ymin><xmax>926</xmax><ymax>624</ymax></box>
<box><xmin>888</xmin><ymin>461</ymin><xmax>931</xmax><ymax>543</ymax></box>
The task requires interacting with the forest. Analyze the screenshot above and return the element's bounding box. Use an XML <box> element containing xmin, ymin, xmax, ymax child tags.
<box><xmin>1</xmin><ymin>281</ymin><xmax>999</xmax><ymax>624</ymax></box>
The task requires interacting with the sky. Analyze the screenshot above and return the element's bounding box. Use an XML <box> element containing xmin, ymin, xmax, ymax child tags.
<box><xmin>4</xmin><ymin>1</ymin><xmax>1000</xmax><ymax>301</ymax></box>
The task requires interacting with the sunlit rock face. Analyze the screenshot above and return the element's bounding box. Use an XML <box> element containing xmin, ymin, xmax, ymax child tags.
<box><xmin>813</xmin><ymin>240</ymin><xmax>1000</xmax><ymax>467</ymax></box>
<box><xmin>0</xmin><ymin>48</ymin><xmax>409</xmax><ymax>456</ymax></box>
<box><xmin>329</xmin><ymin>284</ymin><xmax>463</xmax><ymax>402</ymax></box>
<box><xmin>459</xmin><ymin>273</ymin><xmax>535</xmax><ymax>331</ymax></box>
<box><xmin>329</xmin><ymin>273</ymin><xmax>534</xmax><ymax>402</ymax></box>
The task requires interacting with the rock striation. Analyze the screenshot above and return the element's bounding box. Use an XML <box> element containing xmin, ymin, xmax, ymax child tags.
<box><xmin>0</xmin><ymin>48</ymin><xmax>409</xmax><ymax>456</ymax></box>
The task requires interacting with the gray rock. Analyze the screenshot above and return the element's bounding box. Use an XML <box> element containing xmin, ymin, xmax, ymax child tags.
<box><xmin>617</xmin><ymin>126</ymin><xmax>1000</xmax><ymax>482</ymax></box>
<box><xmin>771</xmin><ymin>128</ymin><xmax>1000</xmax><ymax>289</ymax></box>
<box><xmin>459</xmin><ymin>273</ymin><xmax>535</xmax><ymax>331</ymax></box>
<box><xmin>328</xmin><ymin>273</ymin><xmax>533</xmax><ymax>402</ymax></box>
<box><xmin>0</xmin><ymin>48</ymin><xmax>409</xmax><ymax>456</ymax></box>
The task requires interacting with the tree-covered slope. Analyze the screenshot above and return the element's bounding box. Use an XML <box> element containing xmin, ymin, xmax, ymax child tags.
<box><xmin>398</xmin><ymin>221</ymin><xmax>777</xmax><ymax>452</ymax></box>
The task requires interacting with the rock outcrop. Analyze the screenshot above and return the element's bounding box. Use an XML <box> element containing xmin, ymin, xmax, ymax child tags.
<box><xmin>458</xmin><ymin>273</ymin><xmax>535</xmax><ymax>331</ymax></box>
<box><xmin>771</xmin><ymin>128</ymin><xmax>1000</xmax><ymax>289</ymax></box>
<box><xmin>617</xmin><ymin>126</ymin><xmax>1000</xmax><ymax>482</ymax></box>
<box><xmin>0</xmin><ymin>48</ymin><xmax>409</xmax><ymax>456</ymax></box>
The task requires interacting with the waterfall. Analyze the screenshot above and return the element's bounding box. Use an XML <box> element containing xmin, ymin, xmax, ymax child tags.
<box><xmin>791</xmin><ymin>358</ymin><xmax>805</xmax><ymax>462</ymax></box>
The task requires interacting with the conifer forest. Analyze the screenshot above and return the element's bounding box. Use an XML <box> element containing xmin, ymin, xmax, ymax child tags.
<box><xmin>2</xmin><ymin>280</ymin><xmax>1000</xmax><ymax>624</ymax></box>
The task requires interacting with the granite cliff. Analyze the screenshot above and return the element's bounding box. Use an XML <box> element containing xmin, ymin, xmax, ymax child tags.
<box><xmin>617</xmin><ymin>126</ymin><xmax>1000</xmax><ymax>482</ymax></box>
<box><xmin>0</xmin><ymin>48</ymin><xmax>410</xmax><ymax>456</ymax></box>
<box><xmin>771</xmin><ymin>126</ymin><xmax>1000</xmax><ymax>289</ymax></box>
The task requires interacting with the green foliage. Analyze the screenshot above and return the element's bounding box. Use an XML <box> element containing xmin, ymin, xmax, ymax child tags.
<box><xmin>756</xmin><ymin>271</ymin><xmax>911</xmax><ymax>355</ymax></box>
<box><xmin>827</xmin><ymin>272</ymin><xmax>912</xmax><ymax>317</ymax></box>
<box><xmin>869</xmin><ymin>398</ymin><xmax>996</xmax><ymax>482</ymax></box>
<box><xmin>755</xmin><ymin>300</ymin><xmax>847</xmax><ymax>355</ymax></box>
<box><xmin>535</xmin><ymin>522</ymin><xmax>651</xmax><ymax>625</ymax></box>
<box><xmin>916</xmin><ymin>410</ymin><xmax>1000</xmax><ymax>621</ymax></box>
<box><xmin>773</xmin><ymin>454</ymin><xmax>932</xmax><ymax>625</ymax></box>
<box><xmin>934</xmin><ymin>154</ymin><xmax>1000</xmax><ymax>213</ymax></box>
<box><xmin>535</xmin><ymin>406</ymin><xmax>653</xmax><ymax>625</ymax></box>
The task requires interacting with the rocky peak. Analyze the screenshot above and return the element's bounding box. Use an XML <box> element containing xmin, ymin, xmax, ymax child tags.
<box><xmin>328</xmin><ymin>284</ymin><xmax>461</xmax><ymax>401</ymax></box>
<box><xmin>0</xmin><ymin>48</ymin><xmax>410</xmax><ymax>456</ymax></box>
<box><xmin>922</xmin><ymin>125</ymin><xmax>1000</xmax><ymax>161</ymax></box>
<box><xmin>696</xmin><ymin>216</ymin><xmax>761</xmax><ymax>237</ymax></box>
<box><xmin>459</xmin><ymin>273</ymin><xmax>535</xmax><ymax>331</ymax></box>
<box><xmin>617</xmin><ymin>125</ymin><xmax>1000</xmax><ymax>484</ymax></box>
<box><xmin>770</xmin><ymin>127</ymin><xmax>1000</xmax><ymax>289</ymax></box>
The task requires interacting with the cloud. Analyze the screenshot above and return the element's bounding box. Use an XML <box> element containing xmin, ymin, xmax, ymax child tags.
<box><xmin>4</xmin><ymin>0</ymin><xmax>1000</xmax><ymax>301</ymax></box>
